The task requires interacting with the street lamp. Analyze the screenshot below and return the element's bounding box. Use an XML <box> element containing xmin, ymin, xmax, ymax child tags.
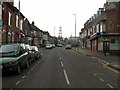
<box><xmin>54</xmin><ymin>27</ymin><xmax>56</xmax><ymax>44</ymax></box>
<box><xmin>73</xmin><ymin>14</ymin><xmax>77</xmax><ymax>50</ymax></box>
<box><xmin>18</xmin><ymin>0</ymin><xmax>20</xmax><ymax>43</ymax></box>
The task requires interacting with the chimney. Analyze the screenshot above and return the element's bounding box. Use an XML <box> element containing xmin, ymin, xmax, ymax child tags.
<box><xmin>8</xmin><ymin>0</ymin><xmax>14</xmax><ymax>6</ymax></box>
<box><xmin>32</xmin><ymin>21</ymin><xmax>34</xmax><ymax>25</ymax></box>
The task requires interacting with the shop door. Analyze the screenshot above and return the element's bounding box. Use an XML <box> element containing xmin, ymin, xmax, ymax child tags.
<box><xmin>103</xmin><ymin>41</ymin><xmax>109</xmax><ymax>53</ymax></box>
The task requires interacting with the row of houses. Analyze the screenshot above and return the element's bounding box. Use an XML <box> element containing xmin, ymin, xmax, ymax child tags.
<box><xmin>0</xmin><ymin>1</ymin><xmax>54</xmax><ymax>47</ymax></box>
<box><xmin>79</xmin><ymin>1</ymin><xmax>120</xmax><ymax>54</ymax></box>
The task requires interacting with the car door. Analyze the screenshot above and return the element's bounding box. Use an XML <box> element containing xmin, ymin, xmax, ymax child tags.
<box><xmin>18</xmin><ymin>46</ymin><xmax>28</xmax><ymax>68</ymax></box>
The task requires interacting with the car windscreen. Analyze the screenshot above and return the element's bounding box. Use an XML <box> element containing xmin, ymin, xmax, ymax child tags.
<box><xmin>0</xmin><ymin>45</ymin><xmax>19</xmax><ymax>54</ymax></box>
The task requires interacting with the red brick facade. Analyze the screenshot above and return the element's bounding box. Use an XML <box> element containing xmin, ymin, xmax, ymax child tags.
<box><xmin>1</xmin><ymin>2</ymin><xmax>53</xmax><ymax>47</ymax></box>
<box><xmin>79</xmin><ymin>1</ymin><xmax>120</xmax><ymax>54</ymax></box>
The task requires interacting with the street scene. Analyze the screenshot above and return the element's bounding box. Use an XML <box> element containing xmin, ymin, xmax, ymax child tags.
<box><xmin>0</xmin><ymin>0</ymin><xmax>120</xmax><ymax>89</ymax></box>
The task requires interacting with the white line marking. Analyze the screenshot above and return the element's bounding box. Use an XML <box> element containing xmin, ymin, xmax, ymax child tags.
<box><xmin>33</xmin><ymin>66</ymin><xmax>36</xmax><ymax>68</ymax></box>
<box><xmin>101</xmin><ymin>63</ymin><xmax>104</xmax><ymax>65</ymax></box>
<box><xmin>106</xmin><ymin>63</ymin><xmax>109</xmax><ymax>64</ymax></box>
<box><xmin>60</xmin><ymin>57</ymin><xmax>62</xmax><ymax>60</ymax></box>
<box><xmin>99</xmin><ymin>78</ymin><xmax>104</xmax><ymax>82</ymax></box>
<box><xmin>91</xmin><ymin>57</ymin><xmax>97</xmax><ymax>59</ymax></box>
<box><xmin>100</xmin><ymin>60</ymin><xmax>104</xmax><ymax>62</ymax></box>
<box><xmin>60</xmin><ymin>61</ymin><xmax>64</xmax><ymax>67</ymax></box>
<box><xmin>63</xmin><ymin>69</ymin><xmax>70</xmax><ymax>85</ymax></box>
<box><xmin>31</xmin><ymin>68</ymin><xmax>33</xmax><ymax>71</ymax></box>
<box><xmin>22</xmin><ymin>76</ymin><xmax>26</xmax><ymax>79</ymax></box>
<box><xmin>36</xmin><ymin>63</ymin><xmax>38</xmax><ymax>65</ymax></box>
<box><xmin>93</xmin><ymin>73</ymin><xmax>97</xmax><ymax>77</ymax></box>
<box><xmin>15</xmin><ymin>81</ymin><xmax>20</xmax><ymax>85</ymax></box>
<box><xmin>107</xmin><ymin>84</ymin><xmax>114</xmax><ymax>88</ymax></box>
<box><xmin>27</xmin><ymin>71</ymin><xmax>30</xmax><ymax>74</ymax></box>
<box><xmin>103</xmin><ymin>61</ymin><xmax>106</xmax><ymax>63</ymax></box>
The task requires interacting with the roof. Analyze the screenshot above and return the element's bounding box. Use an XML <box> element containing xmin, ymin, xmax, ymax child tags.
<box><xmin>30</xmin><ymin>24</ymin><xmax>43</xmax><ymax>33</ymax></box>
<box><xmin>4</xmin><ymin>2</ymin><xmax>25</xmax><ymax>18</ymax></box>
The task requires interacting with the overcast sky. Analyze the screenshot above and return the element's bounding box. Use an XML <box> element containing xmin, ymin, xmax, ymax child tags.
<box><xmin>14</xmin><ymin>0</ymin><xmax>106</xmax><ymax>38</ymax></box>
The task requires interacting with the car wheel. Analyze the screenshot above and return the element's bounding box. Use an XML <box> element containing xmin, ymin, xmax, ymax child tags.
<box><xmin>16</xmin><ymin>65</ymin><xmax>21</xmax><ymax>75</ymax></box>
<box><xmin>26</xmin><ymin>60</ymin><xmax>30</xmax><ymax>68</ymax></box>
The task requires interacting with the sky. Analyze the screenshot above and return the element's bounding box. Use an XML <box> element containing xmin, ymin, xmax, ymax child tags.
<box><xmin>14</xmin><ymin>0</ymin><xmax>106</xmax><ymax>38</ymax></box>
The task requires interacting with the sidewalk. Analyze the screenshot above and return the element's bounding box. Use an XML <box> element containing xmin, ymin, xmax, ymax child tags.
<box><xmin>72</xmin><ymin>47</ymin><xmax>120</xmax><ymax>71</ymax></box>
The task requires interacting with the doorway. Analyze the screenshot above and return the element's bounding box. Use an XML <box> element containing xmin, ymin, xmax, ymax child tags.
<box><xmin>103</xmin><ymin>41</ymin><xmax>109</xmax><ymax>53</ymax></box>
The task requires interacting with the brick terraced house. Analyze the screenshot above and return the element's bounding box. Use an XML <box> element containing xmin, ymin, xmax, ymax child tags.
<box><xmin>0</xmin><ymin>1</ymin><xmax>53</xmax><ymax>47</ymax></box>
<box><xmin>79</xmin><ymin>1</ymin><xmax>120</xmax><ymax>54</ymax></box>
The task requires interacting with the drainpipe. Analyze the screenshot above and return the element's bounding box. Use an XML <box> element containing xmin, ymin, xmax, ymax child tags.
<box><xmin>0</xmin><ymin>2</ymin><xmax>2</xmax><ymax>45</ymax></box>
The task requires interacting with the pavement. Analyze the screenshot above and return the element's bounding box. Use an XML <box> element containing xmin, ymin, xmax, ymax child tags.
<box><xmin>72</xmin><ymin>47</ymin><xmax>120</xmax><ymax>72</ymax></box>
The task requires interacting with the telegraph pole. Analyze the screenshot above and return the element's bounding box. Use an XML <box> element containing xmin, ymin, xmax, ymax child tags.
<box><xmin>73</xmin><ymin>14</ymin><xmax>77</xmax><ymax>50</ymax></box>
<box><xmin>18</xmin><ymin>0</ymin><xmax>20</xmax><ymax>43</ymax></box>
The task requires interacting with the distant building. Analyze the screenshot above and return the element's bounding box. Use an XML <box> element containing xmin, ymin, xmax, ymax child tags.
<box><xmin>68</xmin><ymin>36</ymin><xmax>79</xmax><ymax>47</ymax></box>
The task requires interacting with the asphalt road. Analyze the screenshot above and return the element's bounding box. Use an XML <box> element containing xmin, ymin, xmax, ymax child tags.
<box><xmin>2</xmin><ymin>47</ymin><xmax>119</xmax><ymax>89</ymax></box>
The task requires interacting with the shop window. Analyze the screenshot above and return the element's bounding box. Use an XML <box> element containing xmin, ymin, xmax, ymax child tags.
<box><xmin>108</xmin><ymin>20</ymin><xmax>114</xmax><ymax>31</ymax></box>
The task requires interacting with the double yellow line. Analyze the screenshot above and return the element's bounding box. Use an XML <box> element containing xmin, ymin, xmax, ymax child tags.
<box><xmin>72</xmin><ymin>49</ymin><xmax>120</xmax><ymax>74</ymax></box>
<box><xmin>103</xmin><ymin>64</ymin><xmax>120</xmax><ymax>74</ymax></box>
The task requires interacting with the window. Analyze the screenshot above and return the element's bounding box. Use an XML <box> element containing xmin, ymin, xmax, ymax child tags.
<box><xmin>12</xmin><ymin>32</ymin><xmax>14</xmax><ymax>43</ymax></box>
<box><xmin>34</xmin><ymin>31</ymin><xmax>37</xmax><ymax>36</ymax></box>
<box><xmin>20</xmin><ymin>19</ymin><xmax>23</xmax><ymax>30</ymax></box>
<box><xmin>16</xmin><ymin>15</ymin><xmax>18</xmax><ymax>28</ymax></box>
<box><xmin>25</xmin><ymin>30</ymin><xmax>27</xmax><ymax>36</ymax></box>
<box><xmin>8</xmin><ymin>12</ymin><xmax>12</xmax><ymax>26</ymax></box>
<box><xmin>108</xmin><ymin>20</ymin><xmax>114</xmax><ymax>31</ymax></box>
<box><xmin>110</xmin><ymin>39</ymin><xmax>115</xmax><ymax>44</ymax></box>
<box><xmin>8</xmin><ymin>32</ymin><xmax>11</xmax><ymax>43</ymax></box>
<box><xmin>96</xmin><ymin>24</ymin><xmax>99</xmax><ymax>33</ymax></box>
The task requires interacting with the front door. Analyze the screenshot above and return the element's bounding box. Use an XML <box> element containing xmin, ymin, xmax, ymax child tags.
<box><xmin>103</xmin><ymin>41</ymin><xmax>109</xmax><ymax>53</ymax></box>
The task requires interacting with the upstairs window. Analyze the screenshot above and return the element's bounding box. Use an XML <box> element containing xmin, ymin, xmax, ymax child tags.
<box><xmin>8</xmin><ymin>12</ymin><xmax>12</xmax><ymax>26</ymax></box>
<box><xmin>108</xmin><ymin>20</ymin><xmax>114</xmax><ymax>31</ymax></box>
<box><xmin>20</xmin><ymin>19</ymin><xmax>23</xmax><ymax>30</ymax></box>
<box><xmin>16</xmin><ymin>15</ymin><xmax>18</xmax><ymax>28</ymax></box>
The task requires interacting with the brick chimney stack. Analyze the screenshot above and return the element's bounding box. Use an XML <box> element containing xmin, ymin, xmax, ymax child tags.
<box><xmin>32</xmin><ymin>21</ymin><xmax>35</xmax><ymax>25</ymax></box>
<box><xmin>6</xmin><ymin>0</ymin><xmax>14</xmax><ymax>6</ymax></box>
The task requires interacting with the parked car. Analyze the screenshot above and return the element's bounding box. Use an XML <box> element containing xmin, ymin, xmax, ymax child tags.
<box><xmin>31</xmin><ymin>46</ymin><xmax>41</xmax><ymax>60</ymax></box>
<box><xmin>57</xmin><ymin>44</ymin><xmax>62</xmax><ymax>47</ymax></box>
<box><xmin>0</xmin><ymin>44</ymin><xmax>30</xmax><ymax>75</ymax></box>
<box><xmin>46</xmin><ymin>44</ymin><xmax>53</xmax><ymax>49</ymax></box>
<box><xmin>52</xmin><ymin>44</ymin><xmax>55</xmax><ymax>48</ymax></box>
<box><xmin>25</xmin><ymin>44</ymin><xmax>35</xmax><ymax>63</ymax></box>
<box><xmin>65</xmin><ymin>44</ymin><xmax>72</xmax><ymax>49</ymax></box>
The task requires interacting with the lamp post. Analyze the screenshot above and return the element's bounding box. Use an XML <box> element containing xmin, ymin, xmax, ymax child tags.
<box><xmin>73</xmin><ymin>14</ymin><xmax>77</xmax><ymax>50</ymax></box>
<box><xmin>18</xmin><ymin>0</ymin><xmax>20</xmax><ymax>43</ymax></box>
<box><xmin>54</xmin><ymin>27</ymin><xmax>56</xmax><ymax>44</ymax></box>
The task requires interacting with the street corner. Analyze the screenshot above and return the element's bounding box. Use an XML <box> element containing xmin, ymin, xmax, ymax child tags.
<box><xmin>103</xmin><ymin>62</ymin><xmax>120</xmax><ymax>74</ymax></box>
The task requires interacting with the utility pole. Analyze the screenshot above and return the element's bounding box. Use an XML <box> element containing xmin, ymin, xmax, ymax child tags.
<box><xmin>73</xmin><ymin>14</ymin><xmax>77</xmax><ymax>50</ymax></box>
<box><xmin>18</xmin><ymin>0</ymin><xmax>20</xmax><ymax>43</ymax></box>
<box><xmin>54</xmin><ymin>27</ymin><xmax>56</xmax><ymax>44</ymax></box>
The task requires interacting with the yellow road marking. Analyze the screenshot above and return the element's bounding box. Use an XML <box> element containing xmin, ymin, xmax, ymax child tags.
<box><xmin>103</xmin><ymin>64</ymin><xmax>120</xmax><ymax>74</ymax></box>
<box><xmin>72</xmin><ymin>50</ymin><xmax>81</xmax><ymax>56</ymax></box>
